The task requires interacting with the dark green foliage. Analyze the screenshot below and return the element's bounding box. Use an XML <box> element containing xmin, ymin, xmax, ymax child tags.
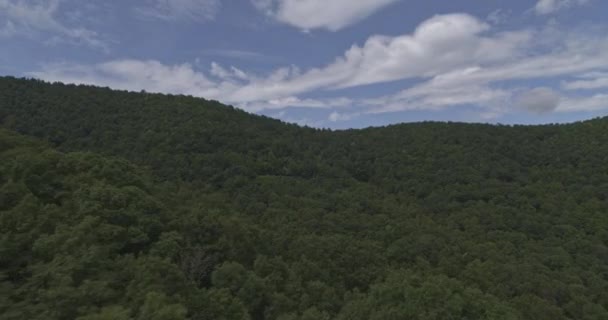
<box><xmin>1</xmin><ymin>76</ymin><xmax>608</xmax><ymax>319</ymax></box>
<box><xmin>0</xmin><ymin>130</ymin><xmax>190</xmax><ymax>319</ymax></box>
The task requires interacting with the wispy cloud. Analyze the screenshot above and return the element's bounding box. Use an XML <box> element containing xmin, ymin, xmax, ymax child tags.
<box><xmin>562</xmin><ymin>72</ymin><xmax>608</xmax><ymax>90</ymax></box>
<box><xmin>557</xmin><ymin>94</ymin><xmax>608</xmax><ymax>112</ymax></box>
<box><xmin>136</xmin><ymin>0</ymin><xmax>220</xmax><ymax>22</ymax></box>
<box><xmin>198</xmin><ymin>49</ymin><xmax>278</xmax><ymax>62</ymax></box>
<box><xmin>240</xmin><ymin>96</ymin><xmax>353</xmax><ymax>112</ymax></box>
<box><xmin>0</xmin><ymin>20</ymin><xmax>16</xmax><ymax>36</ymax></box>
<box><xmin>534</xmin><ymin>0</ymin><xmax>590</xmax><ymax>15</ymax></box>
<box><xmin>27</xmin><ymin>13</ymin><xmax>608</xmax><ymax>118</ymax></box>
<box><xmin>0</xmin><ymin>0</ymin><xmax>107</xmax><ymax>50</ymax></box>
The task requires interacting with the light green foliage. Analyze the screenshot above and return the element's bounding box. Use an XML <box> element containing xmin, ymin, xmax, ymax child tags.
<box><xmin>78</xmin><ymin>306</ymin><xmax>133</xmax><ymax>320</ymax></box>
<box><xmin>138</xmin><ymin>292</ymin><xmax>187</xmax><ymax>320</ymax></box>
<box><xmin>337</xmin><ymin>270</ymin><xmax>520</xmax><ymax>320</ymax></box>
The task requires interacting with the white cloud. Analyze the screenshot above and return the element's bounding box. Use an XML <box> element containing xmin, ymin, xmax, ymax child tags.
<box><xmin>30</xmin><ymin>13</ymin><xmax>534</xmax><ymax>106</ymax></box>
<box><xmin>362</xmin><ymin>72</ymin><xmax>512</xmax><ymax>115</ymax></box>
<box><xmin>29</xmin><ymin>60</ymin><xmax>218</xmax><ymax>96</ymax></box>
<box><xmin>241</xmin><ymin>96</ymin><xmax>352</xmax><ymax>112</ymax></box>
<box><xmin>329</xmin><ymin>14</ymin><xmax>531</xmax><ymax>88</ymax></box>
<box><xmin>29</xmin><ymin>59</ymin><xmax>354</xmax><ymax>112</ymax></box>
<box><xmin>27</xmin><ymin>13</ymin><xmax>608</xmax><ymax>117</ymax></box>
<box><xmin>0</xmin><ymin>0</ymin><xmax>106</xmax><ymax>49</ymax></box>
<box><xmin>355</xmin><ymin>20</ymin><xmax>608</xmax><ymax>114</ymax></box>
<box><xmin>516</xmin><ymin>87</ymin><xmax>561</xmax><ymax>113</ymax></box>
<box><xmin>137</xmin><ymin>0</ymin><xmax>220</xmax><ymax>22</ymax></box>
<box><xmin>487</xmin><ymin>9</ymin><xmax>511</xmax><ymax>25</ymax></box>
<box><xmin>534</xmin><ymin>0</ymin><xmax>590</xmax><ymax>15</ymax></box>
<box><xmin>210</xmin><ymin>62</ymin><xmax>233</xmax><ymax>80</ymax></box>
<box><xmin>252</xmin><ymin>0</ymin><xmax>400</xmax><ymax>31</ymax></box>
<box><xmin>223</xmin><ymin>14</ymin><xmax>532</xmax><ymax>102</ymax></box>
<box><xmin>557</xmin><ymin>94</ymin><xmax>608</xmax><ymax>112</ymax></box>
<box><xmin>328</xmin><ymin>111</ymin><xmax>357</xmax><ymax>122</ymax></box>
<box><xmin>563</xmin><ymin>72</ymin><xmax>608</xmax><ymax>90</ymax></box>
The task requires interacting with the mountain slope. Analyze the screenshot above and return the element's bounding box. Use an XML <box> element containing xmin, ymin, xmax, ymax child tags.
<box><xmin>0</xmin><ymin>129</ymin><xmax>194</xmax><ymax>319</ymax></box>
<box><xmin>1</xmin><ymin>76</ymin><xmax>608</xmax><ymax>319</ymax></box>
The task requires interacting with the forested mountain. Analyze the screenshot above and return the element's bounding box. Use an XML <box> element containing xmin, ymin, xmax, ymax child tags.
<box><xmin>1</xmin><ymin>76</ymin><xmax>608</xmax><ymax>319</ymax></box>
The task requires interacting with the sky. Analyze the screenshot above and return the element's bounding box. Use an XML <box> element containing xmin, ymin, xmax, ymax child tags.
<box><xmin>1</xmin><ymin>0</ymin><xmax>608</xmax><ymax>129</ymax></box>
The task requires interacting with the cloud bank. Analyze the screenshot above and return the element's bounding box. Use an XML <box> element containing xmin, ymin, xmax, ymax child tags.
<box><xmin>28</xmin><ymin>13</ymin><xmax>608</xmax><ymax>119</ymax></box>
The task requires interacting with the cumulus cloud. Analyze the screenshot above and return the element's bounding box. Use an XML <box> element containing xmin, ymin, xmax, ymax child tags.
<box><xmin>329</xmin><ymin>14</ymin><xmax>531</xmax><ymax>88</ymax></box>
<box><xmin>534</xmin><ymin>0</ymin><xmax>590</xmax><ymax>15</ymax></box>
<box><xmin>252</xmin><ymin>0</ymin><xmax>400</xmax><ymax>31</ymax></box>
<box><xmin>220</xmin><ymin>13</ymin><xmax>532</xmax><ymax>101</ymax></box>
<box><xmin>356</xmin><ymin>21</ymin><xmax>608</xmax><ymax>115</ymax></box>
<box><xmin>0</xmin><ymin>0</ymin><xmax>106</xmax><ymax>49</ymax></box>
<box><xmin>137</xmin><ymin>0</ymin><xmax>220</xmax><ymax>22</ymax></box>
<box><xmin>27</xmin><ymin>13</ymin><xmax>608</xmax><ymax>116</ymax></box>
<box><xmin>32</xmin><ymin>13</ymin><xmax>526</xmax><ymax>102</ymax></box>
<box><xmin>517</xmin><ymin>87</ymin><xmax>561</xmax><ymax>113</ymax></box>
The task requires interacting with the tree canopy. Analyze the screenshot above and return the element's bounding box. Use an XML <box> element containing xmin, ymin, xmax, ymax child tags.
<box><xmin>1</xmin><ymin>76</ymin><xmax>608</xmax><ymax>319</ymax></box>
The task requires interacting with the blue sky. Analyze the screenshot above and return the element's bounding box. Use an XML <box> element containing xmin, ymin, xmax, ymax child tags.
<box><xmin>1</xmin><ymin>0</ymin><xmax>608</xmax><ymax>129</ymax></box>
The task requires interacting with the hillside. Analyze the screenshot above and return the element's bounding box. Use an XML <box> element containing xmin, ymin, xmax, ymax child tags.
<box><xmin>1</xmin><ymin>76</ymin><xmax>608</xmax><ymax>319</ymax></box>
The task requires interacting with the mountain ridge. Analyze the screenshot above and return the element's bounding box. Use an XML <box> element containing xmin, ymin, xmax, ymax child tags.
<box><xmin>2</xmin><ymin>76</ymin><xmax>606</xmax><ymax>131</ymax></box>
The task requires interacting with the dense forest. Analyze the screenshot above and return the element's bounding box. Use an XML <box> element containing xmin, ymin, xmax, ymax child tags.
<box><xmin>1</xmin><ymin>76</ymin><xmax>608</xmax><ymax>319</ymax></box>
